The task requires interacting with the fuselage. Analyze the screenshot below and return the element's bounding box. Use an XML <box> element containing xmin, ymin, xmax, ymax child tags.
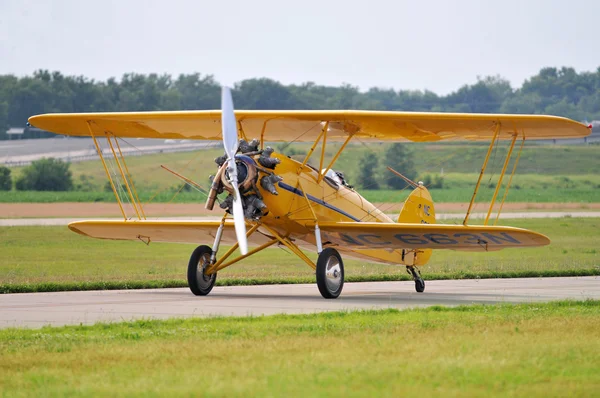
<box><xmin>254</xmin><ymin>153</ymin><xmax>406</xmax><ymax>265</ymax></box>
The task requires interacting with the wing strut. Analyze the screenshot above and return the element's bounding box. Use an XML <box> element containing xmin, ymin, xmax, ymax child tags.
<box><xmin>484</xmin><ymin>133</ymin><xmax>518</xmax><ymax>225</ymax></box>
<box><xmin>86</xmin><ymin>122</ymin><xmax>146</xmax><ymax>220</ymax></box>
<box><xmin>463</xmin><ymin>125</ymin><xmax>527</xmax><ymax>226</ymax></box>
<box><xmin>494</xmin><ymin>136</ymin><xmax>526</xmax><ymax>225</ymax></box>
<box><xmin>317</xmin><ymin>133</ymin><xmax>353</xmax><ymax>183</ymax></box>
<box><xmin>463</xmin><ymin>123</ymin><xmax>501</xmax><ymax>225</ymax></box>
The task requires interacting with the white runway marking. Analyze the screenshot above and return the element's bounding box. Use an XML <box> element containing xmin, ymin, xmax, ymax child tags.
<box><xmin>0</xmin><ymin>277</ymin><xmax>597</xmax><ymax>329</ymax></box>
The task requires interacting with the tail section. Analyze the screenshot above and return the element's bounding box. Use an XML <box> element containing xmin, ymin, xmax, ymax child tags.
<box><xmin>397</xmin><ymin>184</ymin><xmax>435</xmax><ymax>266</ymax></box>
<box><xmin>397</xmin><ymin>184</ymin><xmax>436</xmax><ymax>225</ymax></box>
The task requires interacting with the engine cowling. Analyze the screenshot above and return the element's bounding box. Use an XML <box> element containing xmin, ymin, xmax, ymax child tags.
<box><xmin>221</xmin><ymin>155</ymin><xmax>258</xmax><ymax>193</ymax></box>
<box><xmin>205</xmin><ymin>144</ymin><xmax>282</xmax><ymax>221</ymax></box>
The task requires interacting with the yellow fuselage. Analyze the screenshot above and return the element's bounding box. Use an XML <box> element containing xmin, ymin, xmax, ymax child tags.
<box><xmin>256</xmin><ymin>154</ymin><xmax>409</xmax><ymax>266</ymax></box>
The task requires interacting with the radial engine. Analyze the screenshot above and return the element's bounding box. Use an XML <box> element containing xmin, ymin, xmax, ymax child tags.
<box><xmin>205</xmin><ymin>139</ymin><xmax>283</xmax><ymax>221</ymax></box>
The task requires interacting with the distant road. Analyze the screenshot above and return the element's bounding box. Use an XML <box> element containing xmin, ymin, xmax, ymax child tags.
<box><xmin>0</xmin><ymin>277</ymin><xmax>597</xmax><ymax>328</ymax></box>
<box><xmin>0</xmin><ymin>137</ymin><xmax>219</xmax><ymax>166</ymax></box>
<box><xmin>1</xmin><ymin>212</ymin><xmax>599</xmax><ymax>226</ymax></box>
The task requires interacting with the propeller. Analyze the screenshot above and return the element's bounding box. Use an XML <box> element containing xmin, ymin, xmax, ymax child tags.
<box><xmin>221</xmin><ymin>87</ymin><xmax>248</xmax><ymax>255</ymax></box>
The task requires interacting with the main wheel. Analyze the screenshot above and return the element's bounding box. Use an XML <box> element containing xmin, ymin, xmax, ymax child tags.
<box><xmin>187</xmin><ymin>245</ymin><xmax>217</xmax><ymax>296</ymax></box>
<box><xmin>316</xmin><ymin>248</ymin><xmax>344</xmax><ymax>299</ymax></box>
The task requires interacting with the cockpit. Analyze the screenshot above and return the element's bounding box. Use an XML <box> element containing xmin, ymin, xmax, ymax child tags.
<box><xmin>322</xmin><ymin>169</ymin><xmax>353</xmax><ymax>189</ymax></box>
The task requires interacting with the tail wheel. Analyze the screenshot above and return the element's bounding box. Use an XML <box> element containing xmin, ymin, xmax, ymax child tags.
<box><xmin>406</xmin><ymin>266</ymin><xmax>425</xmax><ymax>293</ymax></box>
<box><xmin>316</xmin><ymin>248</ymin><xmax>344</xmax><ymax>299</ymax></box>
<box><xmin>415</xmin><ymin>277</ymin><xmax>425</xmax><ymax>293</ymax></box>
<box><xmin>187</xmin><ymin>245</ymin><xmax>217</xmax><ymax>296</ymax></box>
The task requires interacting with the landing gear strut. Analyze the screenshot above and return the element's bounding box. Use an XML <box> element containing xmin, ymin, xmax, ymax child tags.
<box><xmin>406</xmin><ymin>266</ymin><xmax>425</xmax><ymax>293</ymax></box>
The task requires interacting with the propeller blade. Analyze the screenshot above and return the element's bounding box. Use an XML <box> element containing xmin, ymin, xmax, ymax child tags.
<box><xmin>221</xmin><ymin>86</ymin><xmax>248</xmax><ymax>255</ymax></box>
<box><xmin>221</xmin><ymin>87</ymin><xmax>238</xmax><ymax>160</ymax></box>
<box><xmin>231</xmin><ymin>183</ymin><xmax>248</xmax><ymax>255</ymax></box>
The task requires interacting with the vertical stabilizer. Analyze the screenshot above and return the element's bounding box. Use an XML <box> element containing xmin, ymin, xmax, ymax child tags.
<box><xmin>397</xmin><ymin>184</ymin><xmax>435</xmax><ymax>266</ymax></box>
<box><xmin>397</xmin><ymin>184</ymin><xmax>436</xmax><ymax>224</ymax></box>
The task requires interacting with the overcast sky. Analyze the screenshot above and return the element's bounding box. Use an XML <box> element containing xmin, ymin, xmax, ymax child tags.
<box><xmin>1</xmin><ymin>0</ymin><xmax>598</xmax><ymax>94</ymax></box>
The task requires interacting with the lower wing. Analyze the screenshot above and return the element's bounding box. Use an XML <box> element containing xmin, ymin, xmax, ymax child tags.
<box><xmin>68</xmin><ymin>220</ymin><xmax>271</xmax><ymax>246</ymax></box>
<box><xmin>69</xmin><ymin>219</ymin><xmax>550</xmax><ymax>252</ymax></box>
<box><xmin>316</xmin><ymin>222</ymin><xmax>550</xmax><ymax>252</ymax></box>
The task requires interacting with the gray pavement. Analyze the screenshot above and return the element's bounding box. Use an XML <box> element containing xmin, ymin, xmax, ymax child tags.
<box><xmin>2</xmin><ymin>212</ymin><xmax>599</xmax><ymax>226</ymax></box>
<box><xmin>0</xmin><ymin>277</ymin><xmax>597</xmax><ymax>329</ymax></box>
<box><xmin>0</xmin><ymin>137</ymin><xmax>218</xmax><ymax>166</ymax></box>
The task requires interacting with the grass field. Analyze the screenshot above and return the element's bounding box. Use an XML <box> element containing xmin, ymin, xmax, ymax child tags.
<box><xmin>4</xmin><ymin>142</ymin><xmax>600</xmax><ymax>203</ymax></box>
<box><xmin>1</xmin><ymin>218</ymin><xmax>598</xmax><ymax>293</ymax></box>
<box><xmin>1</xmin><ymin>301</ymin><xmax>599</xmax><ymax>396</ymax></box>
<box><xmin>0</xmin><ymin>173</ymin><xmax>600</xmax><ymax>203</ymax></box>
<box><xmin>2</xmin><ymin>183</ymin><xmax>600</xmax><ymax>203</ymax></box>
<box><xmin>58</xmin><ymin>142</ymin><xmax>600</xmax><ymax>186</ymax></box>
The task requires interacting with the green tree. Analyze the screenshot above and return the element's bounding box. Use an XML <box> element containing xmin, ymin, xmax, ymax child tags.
<box><xmin>3</xmin><ymin>66</ymin><xmax>600</xmax><ymax>139</ymax></box>
<box><xmin>15</xmin><ymin>158</ymin><xmax>73</xmax><ymax>191</ymax></box>
<box><xmin>383</xmin><ymin>143</ymin><xmax>417</xmax><ymax>190</ymax></box>
<box><xmin>0</xmin><ymin>166</ymin><xmax>11</xmax><ymax>190</ymax></box>
<box><xmin>173</xmin><ymin>73</ymin><xmax>220</xmax><ymax>110</ymax></box>
<box><xmin>357</xmin><ymin>152</ymin><xmax>379</xmax><ymax>189</ymax></box>
<box><xmin>234</xmin><ymin>78</ymin><xmax>299</xmax><ymax>109</ymax></box>
<box><xmin>445</xmin><ymin>76</ymin><xmax>512</xmax><ymax>113</ymax></box>
<box><xmin>0</xmin><ymin>101</ymin><xmax>8</xmax><ymax>134</ymax></box>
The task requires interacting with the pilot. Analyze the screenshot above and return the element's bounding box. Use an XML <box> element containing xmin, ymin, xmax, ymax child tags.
<box><xmin>323</xmin><ymin>169</ymin><xmax>353</xmax><ymax>189</ymax></box>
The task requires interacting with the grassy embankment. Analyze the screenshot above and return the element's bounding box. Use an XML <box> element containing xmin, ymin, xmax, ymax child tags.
<box><xmin>2</xmin><ymin>143</ymin><xmax>599</xmax><ymax>203</ymax></box>
<box><xmin>1</xmin><ymin>218</ymin><xmax>598</xmax><ymax>293</ymax></box>
<box><xmin>1</xmin><ymin>301</ymin><xmax>599</xmax><ymax>396</ymax></box>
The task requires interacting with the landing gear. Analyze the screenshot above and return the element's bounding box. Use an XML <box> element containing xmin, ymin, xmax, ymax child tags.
<box><xmin>187</xmin><ymin>245</ymin><xmax>217</xmax><ymax>296</ymax></box>
<box><xmin>316</xmin><ymin>248</ymin><xmax>344</xmax><ymax>299</ymax></box>
<box><xmin>406</xmin><ymin>266</ymin><xmax>425</xmax><ymax>293</ymax></box>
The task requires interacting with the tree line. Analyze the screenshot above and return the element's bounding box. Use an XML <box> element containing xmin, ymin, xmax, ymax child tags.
<box><xmin>1</xmin><ymin>66</ymin><xmax>599</xmax><ymax>139</ymax></box>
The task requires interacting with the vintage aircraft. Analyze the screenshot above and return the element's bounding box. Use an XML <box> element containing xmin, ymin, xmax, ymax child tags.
<box><xmin>28</xmin><ymin>88</ymin><xmax>591</xmax><ymax>299</ymax></box>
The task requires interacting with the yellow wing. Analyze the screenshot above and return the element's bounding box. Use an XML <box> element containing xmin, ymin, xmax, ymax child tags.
<box><xmin>316</xmin><ymin>222</ymin><xmax>550</xmax><ymax>252</ymax></box>
<box><xmin>68</xmin><ymin>220</ymin><xmax>272</xmax><ymax>246</ymax></box>
<box><xmin>70</xmin><ymin>219</ymin><xmax>549</xmax><ymax>252</ymax></box>
<box><xmin>28</xmin><ymin>110</ymin><xmax>590</xmax><ymax>143</ymax></box>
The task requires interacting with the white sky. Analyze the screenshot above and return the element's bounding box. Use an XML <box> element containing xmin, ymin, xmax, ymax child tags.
<box><xmin>1</xmin><ymin>0</ymin><xmax>598</xmax><ymax>94</ymax></box>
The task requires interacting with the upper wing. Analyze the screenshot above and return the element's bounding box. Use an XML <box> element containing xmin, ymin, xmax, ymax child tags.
<box><xmin>68</xmin><ymin>219</ymin><xmax>272</xmax><ymax>246</ymax></box>
<box><xmin>317</xmin><ymin>222</ymin><xmax>550</xmax><ymax>252</ymax></box>
<box><xmin>28</xmin><ymin>110</ymin><xmax>590</xmax><ymax>143</ymax></box>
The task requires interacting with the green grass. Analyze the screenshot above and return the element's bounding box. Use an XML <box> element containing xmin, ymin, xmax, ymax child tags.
<box><xmin>0</xmin><ymin>190</ymin><xmax>201</xmax><ymax>203</ymax></box>
<box><xmin>4</xmin><ymin>142</ymin><xmax>600</xmax><ymax>203</ymax></box>
<box><xmin>1</xmin><ymin>301</ymin><xmax>599</xmax><ymax>396</ymax></box>
<box><xmin>2</xmin><ymin>184</ymin><xmax>600</xmax><ymax>203</ymax></box>
<box><xmin>363</xmin><ymin>186</ymin><xmax>600</xmax><ymax>203</ymax></box>
<box><xmin>1</xmin><ymin>218</ymin><xmax>598</xmax><ymax>293</ymax></box>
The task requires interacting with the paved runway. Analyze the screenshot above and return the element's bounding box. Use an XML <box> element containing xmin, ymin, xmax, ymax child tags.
<box><xmin>0</xmin><ymin>137</ymin><xmax>216</xmax><ymax>166</ymax></box>
<box><xmin>0</xmin><ymin>277</ymin><xmax>597</xmax><ymax>329</ymax></box>
<box><xmin>2</xmin><ymin>212</ymin><xmax>600</xmax><ymax>226</ymax></box>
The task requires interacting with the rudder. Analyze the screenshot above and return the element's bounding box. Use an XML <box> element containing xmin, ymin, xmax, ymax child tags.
<box><xmin>397</xmin><ymin>184</ymin><xmax>435</xmax><ymax>266</ymax></box>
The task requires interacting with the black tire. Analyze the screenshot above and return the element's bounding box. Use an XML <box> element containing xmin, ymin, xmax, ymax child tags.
<box><xmin>415</xmin><ymin>278</ymin><xmax>425</xmax><ymax>293</ymax></box>
<box><xmin>187</xmin><ymin>245</ymin><xmax>217</xmax><ymax>296</ymax></box>
<box><xmin>316</xmin><ymin>248</ymin><xmax>344</xmax><ymax>299</ymax></box>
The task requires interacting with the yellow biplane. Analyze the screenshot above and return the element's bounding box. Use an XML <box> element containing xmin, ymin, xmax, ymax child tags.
<box><xmin>28</xmin><ymin>88</ymin><xmax>591</xmax><ymax>298</ymax></box>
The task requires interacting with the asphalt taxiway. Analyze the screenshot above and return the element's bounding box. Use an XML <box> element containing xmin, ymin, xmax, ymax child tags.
<box><xmin>0</xmin><ymin>277</ymin><xmax>597</xmax><ymax>329</ymax></box>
